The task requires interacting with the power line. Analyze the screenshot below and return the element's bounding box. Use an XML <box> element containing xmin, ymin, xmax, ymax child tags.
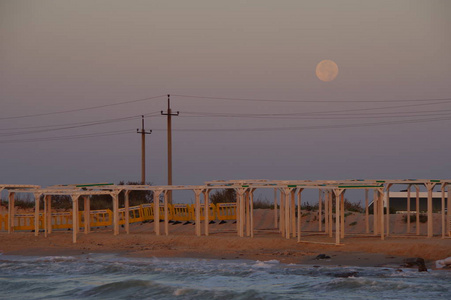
<box><xmin>173</xmin><ymin>94</ymin><xmax>451</xmax><ymax>104</ymax></box>
<box><xmin>0</xmin><ymin>129</ymin><xmax>133</xmax><ymax>144</ymax></box>
<box><xmin>0</xmin><ymin>95</ymin><xmax>165</xmax><ymax>121</ymax></box>
<box><xmin>0</xmin><ymin>112</ymin><xmax>160</xmax><ymax>137</ymax></box>
<box><xmin>151</xmin><ymin>114</ymin><xmax>451</xmax><ymax>132</ymax></box>
<box><xmin>177</xmin><ymin>100</ymin><xmax>451</xmax><ymax>121</ymax></box>
<box><xmin>181</xmin><ymin>108</ymin><xmax>451</xmax><ymax>120</ymax></box>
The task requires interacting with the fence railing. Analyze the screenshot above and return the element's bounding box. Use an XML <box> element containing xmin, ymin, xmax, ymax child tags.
<box><xmin>0</xmin><ymin>202</ymin><xmax>237</xmax><ymax>231</ymax></box>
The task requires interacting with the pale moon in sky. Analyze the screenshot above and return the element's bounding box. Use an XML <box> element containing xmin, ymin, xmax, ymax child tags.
<box><xmin>316</xmin><ymin>60</ymin><xmax>339</xmax><ymax>82</ymax></box>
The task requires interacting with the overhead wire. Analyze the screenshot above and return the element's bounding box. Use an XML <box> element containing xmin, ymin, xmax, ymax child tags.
<box><xmin>0</xmin><ymin>95</ymin><xmax>165</xmax><ymax>121</ymax></box>
<box><xmin>1</xmin><ymin>93</ymin><xmax>451</xmax><ymax>142</ymax></box>
<box><xmin>0</xmin><ymin>129</ymin><xmax>133</xmax><ymax>144</ymax></box>
<box><xmin>0</xmin><ymin>112</ymin><xmax>161</xmax><ymax>137</ymax></box>
<box><xmin>172</xmin><ymin>94</ymin><xmax>451</xmax><ymax>104</ymax></box>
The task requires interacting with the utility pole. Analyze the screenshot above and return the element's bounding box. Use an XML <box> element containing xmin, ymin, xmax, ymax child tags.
<box><xmin>137</xmin><ymin>115</ymin><xmax>152</xmax><ymax>185</ymax></box>
<box><xmin>161</xmin><ymin>94</ymin><xmax>179</xmax><ymax>203</ymax></box>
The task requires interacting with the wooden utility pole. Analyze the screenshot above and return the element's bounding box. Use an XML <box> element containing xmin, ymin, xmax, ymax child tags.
<box><xmin>161</xmin><ymin>94</ymin><xmax>179</xmax><ymax>203</ymax></box>
<box><xmin>137</xmin><ymin>115</ymin><xmax>152</xmax><ymax>184</ymax></box>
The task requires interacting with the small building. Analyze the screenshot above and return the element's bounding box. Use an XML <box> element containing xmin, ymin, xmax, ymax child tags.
<box><xmin>387</xmin><ymin>192</ymin><xmax>443</xmax><ymax>212</ymax></box>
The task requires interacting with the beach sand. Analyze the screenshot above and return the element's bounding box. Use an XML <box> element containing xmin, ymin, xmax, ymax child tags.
<box><xmin>1</xmin><ymin>209</ymin><xmax>450</xmax><ymax>270</ymax></box>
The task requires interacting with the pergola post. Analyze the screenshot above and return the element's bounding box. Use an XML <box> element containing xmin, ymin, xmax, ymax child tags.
<box><xmin>84</xmin><ymin>196</ymin><xmax>90</xmax><ymax>234</ymax></box>
<box><xmin>34</xmin><ymin>193</ymin><xmax>41</xmax><ymax>237</ymax></box>
<box><xmin>340</xmin><ymin>192</ymin><xmax>345</xmax><ymax>239</ymax></box>
<box><xmin>8</xmin><ymin>192</ymin><xmax>15</xmax><ymax>234</ymax></box>
<box><xmin>385</xmin><ymin>184</ymin><xmax>392</xmax><ymax>237</ymax></box>
<box><xmin>415</xmin><ymin>185</ymin><xmax>420</xmax><ymax>235</ymax></box>
<box><xmin>297</xmin><ymin>188</ymin><xmax>303</xmax><ymax>242</ymax></box>
<box><xmin>333</xmin><ymin>189</ymin><xmax>344</xmax><ymax>245</ymax></box>
<box><xmin>234</xmin><ymin>188</ymin><xmax>247</xmax><ymax>237</ymax></box>
<box><xmin>373</xmin><ymin>190</ymin><xmax>379</xmax><ymax>235</ymax></box>
<box><xmin>194</xmin><ymin>188</ymin><xmax>203</xmax><ymax>237</ymax></box>
<box><xmin>164</xmin><ymin>191</ymin><xmax>169</xmax><ymax>236</ymax></box>
<box><xmin>47</xmin><ymin>195</ymin><xmax>52</xmax><ymax>235</ymax></box>
<box><xmin>441</xmin><ymin>184</ymin><xmax>447</xmax><ymax>239</ymax></box>
<box><xmin>204</xmin><ymin>190</ymin><xmax>210</xmax><ymax>236</ymax></box>
<box><xmin>112</xmin><ymin>192</ymin><xmax>119</xmax><ymax>236</ymax></box>
<box><xmin>125</xmin><ymin>190</ymin><xmax>130</xmax><ymax>234</ymax></box>
<box><xmin>425</xmin><ymin>182</ymin><xmax>437</xmax><ymax>238</ymax></box>
<box><xmin>279</xmin><ymin>190</ymin><xmax>285</xmax><ymax>234</ymax></box>
<box><xmin>153</xmin><ymin>189</ymin><xmax>162</xmax><ymax>236</ymax></box>
<box><xmin>328</xmin><ymin>191</ymin><xmax>333</xmax><ymax>237</ymax></box>
<box><xmin>274</xmin><ymin>188</ymin><xmax>278</xmax><ymax>229</ymax></box>
<box><xmin>365</xmin><ymin>189</ymin><xmax>369</xmax><ymax>234</ymax></box>
<box><xmin>71</xmin><ymin>194</ymin><xmax>80</xmax><ymax>243</ymax></box>
<box><xmin>245</xmin><ymin>190</ymin><xmax>251</xmax><ymax>237</ymax></box>
<box><xmin>407</xmin><ymin>185</ymin><xmax>411</xmax><ymax>234</ymax></box>
<box><xmin>448</xmin><ymin>187</ymin><xmax>451</xmax><ymax>237</ymax></box>
<box><xmin>250</xmin><ymin>188</ymin><xmax>255</xmax><ymax>238</ymax></box>
<box><xmin>379</xmin><ymin>188</ymin><xmax>385</xmax><ymax>240</ymax></box>
<box><xmin>326</xmin><ymin>191</ymin><xmax>329</xmax><ymax>235</ymax></box>
<box><xmin>44</xmin><ymin>195</ymin><xmax>48</xmax><ymax>237</ymax></box>
<box><xmin>318</xmin><ymin>190</ymin><xmax>322</xmax><ymax>232</ymax></box>
<box><xmin>282</xmin><ymin>188</ymin><xmax>294</xmax><ymax>239</ymax></box>
<box><xmin>291</xmin><ymin>190</ymin><xmax>296</xmax><ymax>237</ymax></box>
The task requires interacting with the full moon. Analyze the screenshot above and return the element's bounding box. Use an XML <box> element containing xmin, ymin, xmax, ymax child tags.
<box><xmin>316</xmin><ymin>60</ymin><xmax>339</xmax><ymax>82</ymax></box>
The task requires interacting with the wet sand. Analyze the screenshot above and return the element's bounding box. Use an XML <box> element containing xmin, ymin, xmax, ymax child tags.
<box><xmin>1</xmin><ymin>209</ymin><xmax>450</xmax><ymax>270</ymax></box>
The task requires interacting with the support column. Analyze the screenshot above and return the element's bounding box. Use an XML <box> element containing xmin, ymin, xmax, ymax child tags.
<box><xmin>340</xmin><ymin>192</ymin><xmax>345</xmax><ymax>239</ymax></box>
<box><xmin>448</xmin><ymin>187</ymin><xmax>451</xmax><ymax>238</ymax></box>
<box><xmin>379</xmin><ymin>188</ymin><xmax>385</xmax><ymax>240</ymax></box>
<box><xmin>415</xmin><ymin>185</ymin><xmax>420</xmax><ymax>236</ymax></box>
<box><xmin>274</xmin><ymin>188</ymin><xmax>278</xmax><ymax>229</ymax></box>
<box><xmin>385</xmin><ymin>184</ymin><xmax>392</xmax><ymax>237</ymax></box>
<box><xmin>112</xmin><ymin>193</ymin><xmax>119</xmax><ymax>235</ymax></box>
<box><xmin>407</xmin><ymin>185</ymin><xmax>411</xmax><ymax>234</ymax></box>
<box><xmin>328</xmin><ymin>191</ymin><xmax>333</xmax><ymax>237</ymax></box>
<box><xmin>373</xmin><ymin>190</ymin><xmax>379</xmax><ymax>235</ymax></box>
<box><xmin>34</xmin><ymin>193</ymin><xmax>41</xmax><ymax>237</ymax></box>
<box><xmin>153</xmin><ymin>189</ymin><xmax>162</xmax><ymax>236</ymax></box>
<box><xmin>8</xmin><ymin>192</ymin><xmax>15</xmax><ymax>234</ymax></box>
<box><xmin>164</xmin><ymin>191</ymin><xmax>169</xmax><ymax>236</ymax></box>
<box><xmin>84</xmin><ymin>196</ymin><xmax>90</xmax><ymax>234</ymax></box>
<box><xmin>194</xmin><ymin>189</ymin><xmax>203</xmax><ymax>237</ymax></box>
<box><xmin>365</xmin><ymin>189</ymin><xmax>369</xmax><ymax>234</ymax></box>
<box><xmin>240</xmin><ymin>189</ymin><xmax>246</xmax><ymax>237</ymax></box>
<box><xmin>318</xmin><ymin>190</ymin><xmax>322</xmax><ymax>232</ymax></box>
<box><xmin>425</xmin><ymin>182</ymin><xmax>437</xmax><ymax>238</ymax></box>
<box><xmin>441</xmin><ymin>184</ymin><xmax>446</xmax><ymax>239</ymax></box>
<box><xmin>246</xmin><ymin>190</ymin><xmax>251</xmax><ymax>237</ymax></box>
<box><xmin>283</xmin><ymin>188</ymin><xmax>292</xmax><ymax>239</ymax></box>
<box><xmin>71</xmin><ymin>195</ymin><xmax>79</xmax><ymax>243</ymax></box>
<box><xmin>279</xmin><ymin>189</ymin><xmax>285</xmax><ymax>234</ymax></box>
<box><xmin>291</xmin><ymin>190</ymin><xmax>296</xmax><ymax>237</ymax></box>
<box><xmin>325</xmin><ymin>191</ymin><xmax>329</xmax><ymax>235</ymax></box>
<box><xmin>234</xmin><ymin>187</ymin><xmax>249</xmax><ymax>238</ymax></box>
<box><xmin>334</xmin><ymin>189</ymin><xmax>344</xmax><ymax>245</ymax></box>
<box><xmin>250</xmin><ymin>188</ymin><xmax>255</xmax><ymax>238</ymax></box>
<box><xmin>44</xmin><ymin>195</ymin><xmax>48</xmax><ymax>238</ymax></box>
<box><xmin>204</xmin><ymin>190</ymin><xmax>210</xmax><ymax>236</ymax></box>
<box><xmin>47</xmin><ymin>195</ymin><xmax>52</xmax><ymax>235</ymax></box>
<box><xmin>297</xmin><ymin>188</ymin><xmax>303</xmax><ymax>242</ymax></box>
<box><xmin>125</xmin><ymin>191</ymin><xmax>130</xmax><ymax>234</ymax></box>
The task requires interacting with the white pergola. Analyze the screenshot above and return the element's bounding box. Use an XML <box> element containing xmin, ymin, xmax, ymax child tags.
<box><xmin>3</xmin><ymin>179</ymin><xmax>450</xmax><ymax>245</ymax></box>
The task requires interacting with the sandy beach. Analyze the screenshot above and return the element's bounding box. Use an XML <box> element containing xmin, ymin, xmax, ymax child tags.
<box><xmin>1</xmin><ymin>209</ymin><xmax>450</xmax><ymax>270</ymax></box>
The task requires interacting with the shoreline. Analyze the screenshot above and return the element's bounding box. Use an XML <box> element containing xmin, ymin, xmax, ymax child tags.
<box><xmin>1</xmin><ymin>230</ymin><xmax>450</xmax><ymax>270</ymax></box>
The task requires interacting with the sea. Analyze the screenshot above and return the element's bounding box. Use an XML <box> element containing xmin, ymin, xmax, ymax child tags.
<box><xmin>0</xmin><ymin>253</ymin><xmax>449</xmax><ymax>299</ymax></box>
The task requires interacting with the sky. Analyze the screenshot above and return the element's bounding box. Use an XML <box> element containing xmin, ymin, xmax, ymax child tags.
<box><xmin>1</xmin><ymin>0</ymin><xmax>450</xmax><ymax>199</ymax></box>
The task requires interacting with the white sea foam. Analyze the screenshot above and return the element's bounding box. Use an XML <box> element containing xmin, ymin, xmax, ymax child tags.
<box><xmin>0</xmin><ymin>255</ymin><xmax>449</xmax><ymax>299</ymax></box>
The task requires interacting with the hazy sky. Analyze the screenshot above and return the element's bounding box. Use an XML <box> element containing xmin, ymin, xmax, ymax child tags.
<box><xmin>1</xmin><ymin>0</ymin><xmax>450</xmax><ymax>194</ymax></box>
